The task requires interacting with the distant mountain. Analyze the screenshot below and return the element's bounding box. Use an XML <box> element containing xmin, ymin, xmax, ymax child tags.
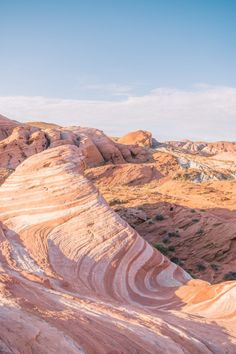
<box><xmin>159</xmin><ymin>139</ymin><xmax>236</xmax><ymax>155</ymax></box>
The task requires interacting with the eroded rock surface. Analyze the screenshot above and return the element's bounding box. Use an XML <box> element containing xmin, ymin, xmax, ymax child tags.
<box><xmin>0</xmin><ymin>144</ymin><xmax>235</xmax><ymax>353</ymax></box>
<box><xmin>0</xmin><ymin>117</ymin><xmax>151</xmax><ymax>169</ymax></box>
<box><xmin>0</xmin><ymin>114</ymin><xmax>21</xmax><ymax>141</ymax></box>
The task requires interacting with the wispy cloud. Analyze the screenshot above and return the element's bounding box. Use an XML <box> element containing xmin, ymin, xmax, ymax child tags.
<box><xmin>0</xmin><ymin>85</ymin><xmax>236</xmax><ymax>141</ymax></box>
<box><xmin>82</xmin><ymin>83</ymin><xmax>134</xmax><ymax>97</ymax></box>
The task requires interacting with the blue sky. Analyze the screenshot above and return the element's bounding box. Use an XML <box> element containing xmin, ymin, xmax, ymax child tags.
<box><xmin>1</xmin><ymin>0</ymin><xmax>236</xmax><ymax>140</ymax></box>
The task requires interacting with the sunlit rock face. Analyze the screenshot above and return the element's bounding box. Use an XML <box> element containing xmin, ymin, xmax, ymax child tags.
<box><xmin>0</xmin><ymin>144</ymin><xmax>235</xmax><ymax>353</ymax></box>
<box><xmin>118</xmin><ymin>129</ymin><xmax>153</xmax><ymax>148</ymax></box>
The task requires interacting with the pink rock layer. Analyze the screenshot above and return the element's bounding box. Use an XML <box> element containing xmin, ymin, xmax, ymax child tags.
<box><xmin>0</xmin><ymin>116</ymin><xmax>151</xmax><ymax>170</ymax></box>
<box><xmin>0</xmin><ymin>114</ymin><xmax>21</xmax><ymax>141</ymax></box>
<box><xmin>0</xmin><ymin>144</ymin><xmax>235</xmax><ymax>353</ymax></box>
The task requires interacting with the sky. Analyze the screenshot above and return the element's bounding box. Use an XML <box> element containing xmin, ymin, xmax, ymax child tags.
<box><xmin>0</xmin><ymin>0</ymin><xmax>236</xmax><ymax>140</ymax></box>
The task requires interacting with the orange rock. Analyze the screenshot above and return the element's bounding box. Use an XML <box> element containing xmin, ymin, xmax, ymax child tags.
<box><xmin>118</xmin><ymin>129</ymin><xmax>153</xmax><ymax>147</ymax></box>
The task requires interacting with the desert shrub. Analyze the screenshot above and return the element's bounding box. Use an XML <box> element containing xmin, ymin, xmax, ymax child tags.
<box><xmin>168</xmin><ymin>231</ymin><xmax>180</xmax><ymax>238</ymax></box>
<box><xmin>109</xmin><ymin>198</ymin><xmax>124</xmax><ymax>206</ymax></box>
<box><xmin>186</xmin><ymin>269</ymin><xmax>196</xmax><ymax>278</ymax></box>
<box><xmin>75</xmin><ymin>136</ymin><xmax>81</xmax><ymax>145</ymax></box>
<box><xmin>196</xmin><ymin>228</ymin><xmax>204</xmax><ymax>236</ymax></box>
<box><xmin>168</xmin><ymin>245</ymin><xmax>175</xmax><ymax>252</ymax></box>
<box><xmin>170</xmin><ymin>256</ymin><xmax>181</xmax><ymax>265</ymax></box>
<box><xmin>211</xmin><ymin>263</ymin><xmax>219</xmax><ymax>271</ymax></box>
<box><xmin>162</xmin><ymin>237</ymin><xmax>170</xmax><ymax>244</ymax></box>
<box><xmin>190</xmin><ymin>209</ymin><xmax>196</xmax><ymax>213</ymax></box>
<box><xmin>154</xmin><ymin>243</ymin><xmax>168</xmax><ymax>255</ymax></box>
<box><xmin>196</xmin><ymin>263</ymin><xmax>206</xmax><ymax>271</ymax></box>
<box><xmin>192</xmin><ymin>218</ymin><xmax>200</xmax><ymax>223</ymax></box>
<box><xmin>223</xmin><ymin>272</ymin><xmax>236</xmax><ymax>281</ymax></box>
<box><xmin>154</xmin><ymin>214</ymin><xmax>165</xmax><ymax>221</ymax></box>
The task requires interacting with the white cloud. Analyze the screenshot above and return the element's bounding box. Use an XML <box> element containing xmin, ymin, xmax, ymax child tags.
<box><xmin>82</xmin><ymin>83</ymin><xmax>134</xmax><ymax>96</ymax></box>
<box><xmin>0</xmin><ymin>85</ymin><xmax>236</xmax><ymax>141</ymax></box>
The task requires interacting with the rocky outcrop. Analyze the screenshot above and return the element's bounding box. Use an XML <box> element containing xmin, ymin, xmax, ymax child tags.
<box><xmin>0</xmin><ymin>114</ymin><xmax>21</xmax><ymax>141</ymax></box>
<box><xmin>85</xmin><ymin>163</ymin><xmax>163</xmax><ymax>187</ymax></box>
<box><xmin>0</xmin><ymin>125</ymin><xmax>48</xmax><ymax>169</ymax></box>
<box><xmin>0</xmin><ymin>118</ymin><xmax>151</xmax><ymax>169</ymax></box>
<box><xmin>118</xmin><ymin>130</ymin><xmax>153</xmax><ymax>148</ymax></box>
<box><xmin>0</xmin><ymin>168</ymin><xmax>12</xmax><ymax>185</ymax></box>
<box><xmin>26</xmin><ymin>120</ymin><xmax>62</xmax><ymax>129</ymax></box>
<box><xmin>0</xmin><ymin>145</ymin><xmax>235</xmax><ymax>353</ymax></box>
<box><xmin>67</xmin><ymin>126</ymin><xmax>151</xmax><ymax>164</ymax></box>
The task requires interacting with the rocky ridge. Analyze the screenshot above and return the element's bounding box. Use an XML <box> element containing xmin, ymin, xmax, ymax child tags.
<box><xmin>0</xmin><ymin>117</ymin><xmax>151</xmax><ymax>170</ymax></box>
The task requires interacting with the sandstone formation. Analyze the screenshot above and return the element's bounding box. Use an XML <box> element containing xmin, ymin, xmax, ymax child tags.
<box><xmin>88</xmin><ymin>149</ymin><xmax>236</xmax><ymax>283</ymax></box>
<box><xmin>0</xmin><ymin>167</ymin><xmax>13</xmax><ymax>185</ymax></box>
<box><xmin>86</xmin><ymin>163</ymin><xmax>163</xmax><ymax>187</ymax></box>
<box><xmin>0</xmin><ymin>114</ymin><xmax>21</xmax><ymax>141</ymax></box>
<box><xmin>66</xmin><ymin>126</ymin><xmax>151</xmax><ymax>165</ymax></box>
<box><xmin>118</xmin><ymin>130</ymin><xmax>153</xmax><ymax>148</ymax></box>
<box><xmin>1</xmin><ymin>115</ymin><xmax>236</xmax><ymax>352</ymax></box>
<box><xmin>27</xmin><ymin>120</ymin><xmax>62</xmax><ymax>129</ymax></box>
<box><xmin>0</xmin><ymin>117</ymin><xmax>151</xmax><ymax>170</ymax></box>
<box><xmin>0</xmin><ymin>144</ymin><xmax>235</xmax><ymax>353</ymax></box>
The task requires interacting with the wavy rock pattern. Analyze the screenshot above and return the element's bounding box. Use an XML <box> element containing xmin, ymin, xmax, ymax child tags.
<box><xmin>0</xmin><ymin>145</ymin><xmax>236</xmax><ymax>353</ymax></box>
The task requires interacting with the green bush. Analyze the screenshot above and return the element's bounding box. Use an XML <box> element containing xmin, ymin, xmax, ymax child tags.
<box><xmin>186</xmin><ymin>269</ymin><xmax>196</xmax><ymax>278</ymax></box>
<box><xmin>223</xmin><ymin>272</ymin><xmax>236</xmax><ymax>281</ymax></box>
<box><xmin>154</xmin><ymin>243</ymin><xmax>168</xmax><ymax>255</ymax></box>
<box><xmin>192</xmin><ymin>218</ymin><xmax>200</xmax><ymax>223</ymax></box>
<box><xmin>109</xmin><ymin>198</ymin><xmax>124</xmax><ymax>206</ymax></box>
<box><xmin>168</xmin><ymin>245</ymin><xmax>175</xmax><ymax>252</ymax></box>
<box><xmin>154</xmin><ymin>214</ymin><xmax>165</xmax><ymax>221</ymax></box>
<box><xmin>168</xmin><ymin>231</ymin><xmax>180</xmax><ymax>238</ymax></box>
<box><xmin>196</xmin><ymin>263</ymin><xmax>206</xmax><ymax>271</ymax></box>
<box><xmin>210</xmin><ymin>263</ymin><xmax>219</xmax><ymax>271</ymax></box>
<box><xmin>170</xmin><ymin>256</ymin><xmax>181</xmax><ymax>265</ymax></box>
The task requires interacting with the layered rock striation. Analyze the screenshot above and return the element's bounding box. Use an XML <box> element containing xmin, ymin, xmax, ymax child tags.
<box><xmin>0</xmin><ymin>144</ymin><xmax>235</xmax><ymax>353</ymax></box>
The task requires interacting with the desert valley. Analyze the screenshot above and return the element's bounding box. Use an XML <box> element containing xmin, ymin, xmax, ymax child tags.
<box><xmin>0</xmin><ymin>113</ymin><xmax>236</xmax><ymax>353</ymax></box>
